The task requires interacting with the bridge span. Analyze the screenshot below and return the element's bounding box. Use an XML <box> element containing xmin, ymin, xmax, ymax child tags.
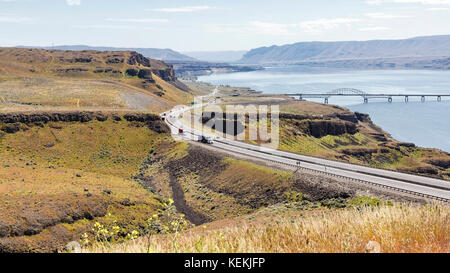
<box><xmin>283</xmin><ymin>88</ymin><xmax>450</xmax><ymax>104</ymax></box>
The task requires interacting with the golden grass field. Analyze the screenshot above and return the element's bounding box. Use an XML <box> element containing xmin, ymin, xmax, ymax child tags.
<box><xmin>84</xmin><ymin>204</ymin><xmax>449</xmax><ymax>253</ymax></box>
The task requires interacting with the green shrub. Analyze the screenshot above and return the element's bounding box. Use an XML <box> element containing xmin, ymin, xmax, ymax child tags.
<box><xmin>320</xmin><ymin>198</ymin><xmax>348</xmax><ymax>209</ymax></box>
<box><xmin>348</xmin><ymin>196</ymin><xmax>393</xmax><ymax>207</ymax></box>
<box><xmin>284</xmin><ymin>191</ymin><xmax>304</xmax><ymax>203</ymax></box>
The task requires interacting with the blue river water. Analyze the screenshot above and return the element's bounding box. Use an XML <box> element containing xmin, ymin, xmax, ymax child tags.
<box><xmin>198</xmin><ymin>67</ymin><xmax>450</xmax><ymax>152</ymax></box>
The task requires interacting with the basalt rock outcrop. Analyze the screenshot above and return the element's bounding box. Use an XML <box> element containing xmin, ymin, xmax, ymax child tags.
<box><xmin>127</xmin><ymin>51</ymin><xmax>151</xmax><ymax>67</ymax></box>
<box><xmin>123</xmin><ymin>113</ymin><xmax>170</xmax><ymax>133</ymax></box>
<box><xmin>355</xmin><ymin>112</ymin><xmax>372</xmax><ymax>123</ymax></box>
<box><xmin>137</xmin><ymin>69</ymin><xmax>155</xmax><ymax>83</ymax></box>
<box><xmin>0</xmin><ymin>112</ymin><xmax>169</xmax><ymax>134</ymax></box>
<box><xmin>281</xmin><ymin>112</ymin><xmax>371</xmax><ymax>125</ymax></box>
<box><xmin>152</xmin><ymin>67</ymin><xmax>176</xmax><ymax>82</ymax></box>
<box><xmin>201</xmin><ymin>111</ymin><xmax>359</xmax><ymax>138</ymax></box>
<box><xmin>0</xmin><ymin>112</ymin><xmax>99</xmax><ymax>124</ymax></box>
<box><xmin>427</xmin><ymin>159</ymin><xmax>450</xmax><ymax>169</ymax></box>
<box><xmin>341</xmin><ymin>147</ymin><xmax>380</xmax><ymax>156</ymax></box>
<box><xmin>295</xmin><ymin>119</ymin><xmax>358</xmax><ymax>138</ymax></box>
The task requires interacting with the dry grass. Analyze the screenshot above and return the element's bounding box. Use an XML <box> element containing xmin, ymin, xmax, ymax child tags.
<box><xmin>280</xmin><ymin>100</ymin><xmax>349</xmax><ymax>116</ymax></box>
<box><xmin>182</xmin><ymin>81</ymin><xmax>217</xmax><ymax>97</ymax></box>
<box><xmin>1</xmin><ymin>119</ymin><xmax>155</xmax><ymax>178</ymax></box>
<box><xmin>84</xmin><ymin>204</ymin><xmax>449</xmax><ymax>253</ymax></box>
<box><xmin>0</xmin><ymin>74</ymin><xmax>191</xmax><ymax>113</ymax></box>
<box><xmin>0</xmin><ymin>117</ymin><xmax>179</xmax><ymax>252</ymax></box>
<box><xmin>0</xmin><ymin>47</ymin><xmax>194</xmax><ymax>113</ymax></box>
<box><xmin>0</xmin><ymin>76</ymin><xmax>125</xmax><ymax>109</ymax></box>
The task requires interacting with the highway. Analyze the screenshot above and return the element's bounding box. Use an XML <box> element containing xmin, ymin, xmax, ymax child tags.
<box><xmin>163</xmin><ymin>88</ymin><xmax>450</xmax><ymax>202</ymax></box>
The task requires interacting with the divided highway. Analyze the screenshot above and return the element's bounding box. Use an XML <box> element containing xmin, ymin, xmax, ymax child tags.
<box><xmin>163</xmin><ymin>89</ymin><xmax>450</xmax><ymax>202</ymax></box>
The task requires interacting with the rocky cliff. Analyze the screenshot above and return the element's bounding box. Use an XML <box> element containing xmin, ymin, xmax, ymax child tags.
<box><xmin>0</xmin><ymin>111</ymin><xmax>170</xmax><ymax>134</ymax></box>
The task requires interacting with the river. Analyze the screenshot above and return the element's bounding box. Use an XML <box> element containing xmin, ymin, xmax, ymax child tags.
<box><xmin>198</xmin><ymin>67</ymin><xmax>450</xmax><ymax>152</ymax></box>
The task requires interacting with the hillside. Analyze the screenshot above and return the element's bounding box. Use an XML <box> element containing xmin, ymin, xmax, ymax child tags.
<box><xmin>0</xmin><ymin>48</ymin><xmax>193</xmax><ymax>113</ymax></box>
<box><xmin>0</xmin><ymin>110</ymin><xmax>400</xmax><ymax>253</ymax></box>
<box><xmin>182</xmin><ymin>50</ymin><xmax>248</xmax><ymax>63</ymax></box>
<box><xmin>239</xmin><ymin>35</ymin><xmax>450</xmax><ymax>68</ymax></box>
<box><xmin>0</xmin><ymin>111</ymin><xmax>183</xmax><ymax>252</ymax></box>
<box><xmin>20</xmin><ymin>45</ymin><xmax>197</xmax><ymax>62</ymax></box>
<box><xmin>169</xmin><ymin>61</ymin><xmax>263</xmax><ymax>78</ymax></box>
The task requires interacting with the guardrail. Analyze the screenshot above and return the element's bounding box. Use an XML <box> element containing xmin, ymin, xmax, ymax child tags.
<box><xmin>213</xmin><ymin>141</ymin><xmax>450</xmax><ymax>203</ymax></box>
<box><xmin>215</xmin><ymin>139</ymin><xmax>450</xmax><ymax>192</ymax></box>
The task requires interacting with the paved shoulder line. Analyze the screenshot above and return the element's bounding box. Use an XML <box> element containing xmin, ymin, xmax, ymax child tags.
<box><xmin>216</xmin><ymin>138</ymin><xmax>450</xmax><ymax>192</ymax></box>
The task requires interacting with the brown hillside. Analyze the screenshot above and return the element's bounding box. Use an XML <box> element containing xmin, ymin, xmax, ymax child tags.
<box><xmin>0</xmin><ymin>48</ymin><xmax>193</xmax><ymax>113</ymax></box>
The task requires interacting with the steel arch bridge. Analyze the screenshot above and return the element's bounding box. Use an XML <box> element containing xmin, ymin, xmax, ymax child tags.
<box><xmin>325</xmin><ymin>88</ymin><xmax>367</xmax><ymax>98</ymax></box>
<box><xmin>282</xmin><ymin>88</ymin><xmax>450</xmax><ymax>104</ymax></box>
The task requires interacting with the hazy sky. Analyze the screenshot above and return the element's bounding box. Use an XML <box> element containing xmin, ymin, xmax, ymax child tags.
<box><xmin>1</xmin><ymin>0</ymin><xmax>450</xmax><ymax>51</ymax></box>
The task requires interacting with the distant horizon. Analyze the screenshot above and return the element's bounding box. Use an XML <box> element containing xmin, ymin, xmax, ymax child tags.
<box><xmin>2</xmin><ymin>0</ymin><xmax>450</xmax><ymax>51</ymax></box>
<box><xmin>8</xmin><ymin>33</ymin><xmax>450</xmax><ymax>53</ymax></box>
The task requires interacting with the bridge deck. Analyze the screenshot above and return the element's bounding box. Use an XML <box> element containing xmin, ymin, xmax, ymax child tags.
<box><xmin>282</xmin><ymin>91</ymin><xmax>450</xmax><ymax>104</ymax></box>
<box><xmin>283</xmin><ymin>94</ymin><xmax>450</xmax><ymax>97</ymax></box>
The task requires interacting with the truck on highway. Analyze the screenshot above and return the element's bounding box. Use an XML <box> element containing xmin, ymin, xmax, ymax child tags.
<box><xmin>198</xmin><ymin>136</ymin><xmax>214</xmax><ymax>145</ymax></box>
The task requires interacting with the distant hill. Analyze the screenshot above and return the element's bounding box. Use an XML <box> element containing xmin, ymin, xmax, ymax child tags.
<box><xmin>169</xmin><ymin>60</ymin><xmax>263</xmax><ymax>78</ymax></box>
<box><xmin>17</xmin><ymin>46</ymin><xmax>261</xmax><ymax>76</ymax></box>
<box><xmin>18</xmin><ymin>45</ymin><xmax>197</xmax><ymax>62</ymax></box>
<box><xmin>239</xmin><ymin>35</ymin><xmax>450</xmax><ymax>66</ymax></box>
<box><xmin>0</xmin><ymin>47</ymin><xmax>192</xmax><ymax>112</ymax></box>
<box><xmin>182</xmin><ymin>50</ymin><xmax>248</xmax><ymax>63</ymax></box>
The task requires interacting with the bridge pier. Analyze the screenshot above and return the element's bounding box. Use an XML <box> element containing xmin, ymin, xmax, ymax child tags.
<box><xmin>284</xmin><ymin>92</ymin><xmax>450</xmax><ymax>104</ymax></box>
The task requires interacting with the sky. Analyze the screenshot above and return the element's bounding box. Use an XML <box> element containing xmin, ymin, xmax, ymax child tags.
<box><xmin>1</xmin><ymin>0</ymin><xmax>450</xmax><ymax>51</ymax></box>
